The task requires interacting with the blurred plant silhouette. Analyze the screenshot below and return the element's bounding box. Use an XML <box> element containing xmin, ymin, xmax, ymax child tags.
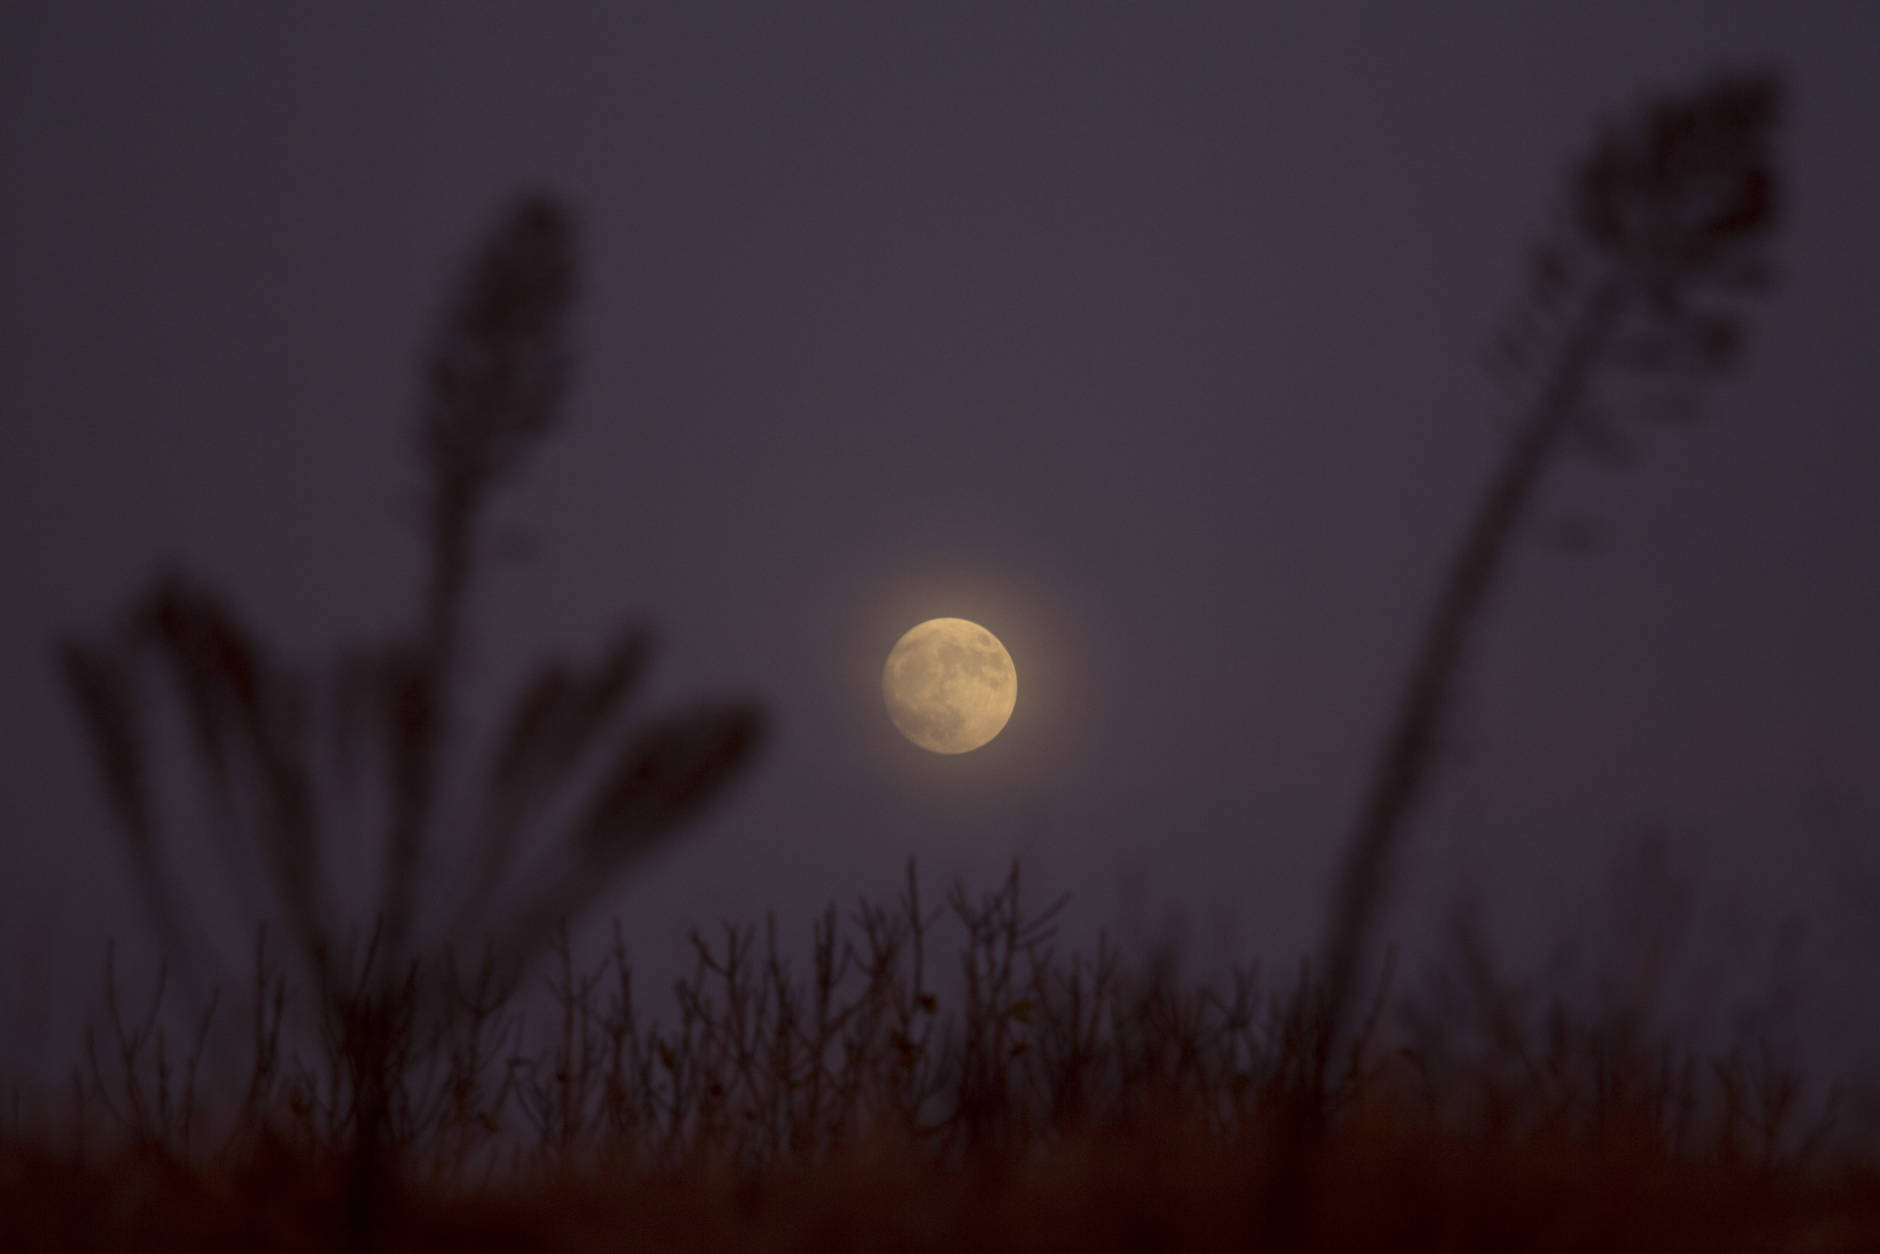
<box><xmin>1266</xmin><ymin>65</ymin><xmax>1787</xmax><ymax>1247</ymax></box>
<box><xmin>33</xmin><ymin>68</ymin><xmax>1858</xmax><ymax>1254</ymax></box>
<box><xmin>54</xmin><ymin>192</ymin><xmax>766</xmax><ymax>1233</ymax></box>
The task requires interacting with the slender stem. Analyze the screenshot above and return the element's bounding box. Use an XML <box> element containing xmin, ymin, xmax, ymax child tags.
<box><xmin>1316</xmin><ymin>279</ymin><xmax>1624</xmax><ymax>1069</ymax></box>
<box><xmin>1259</xmin><ymin>278</ymin><xmax>1626</xmax><ymax>1249</ymax></box>
<box><xmin>383</xmin><ymin>479</ymin><xmax>476</xmax><ymax>972</ymax></box>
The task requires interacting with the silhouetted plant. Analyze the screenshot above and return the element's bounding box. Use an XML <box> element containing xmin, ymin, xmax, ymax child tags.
<box><xmin>54</xmin><ymin>192</ymin><xmax>766</xmax><ymax>1234</ymax></box>
<box><xmin>1266</xmin><ymin>65</ymin><xmax>1787</xmax><ymax>1248</ymax></box>
<box><xmin>1319</xmin><ymin>64</ymin><xmax>1783</xmax><ymax>1099</ymax></box>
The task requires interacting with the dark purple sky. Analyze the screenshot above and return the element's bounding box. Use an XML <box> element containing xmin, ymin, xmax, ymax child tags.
<box><xmin>4</xmin><ymin>4</ymin><xmax>1877</xmax><ymax>1086</ymax></box>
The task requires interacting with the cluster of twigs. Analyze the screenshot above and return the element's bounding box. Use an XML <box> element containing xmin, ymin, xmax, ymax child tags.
<box><xmin>47</xmin><ymin>857</ymin><xmax>1856</xmax><ymax>1201</ymax></box>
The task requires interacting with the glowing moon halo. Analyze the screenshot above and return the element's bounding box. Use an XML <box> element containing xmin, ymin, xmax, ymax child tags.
<box><xmin>882</xmin><ymin>618</ymin><xmax>1017</xmax><ymax>754</ymax></box>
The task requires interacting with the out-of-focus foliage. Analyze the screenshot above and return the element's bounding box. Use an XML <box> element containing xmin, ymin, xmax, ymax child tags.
<box><xmin>54</xmin><ymin>193</ymin><xmax>766</xmax><ymax>1236</ymax></box>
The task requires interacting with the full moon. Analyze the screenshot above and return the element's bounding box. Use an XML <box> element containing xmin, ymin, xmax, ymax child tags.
<box><xmin>882</xmin><ymin>618</ymin><xmax>1017</xmax><ymax>754</ymax></box>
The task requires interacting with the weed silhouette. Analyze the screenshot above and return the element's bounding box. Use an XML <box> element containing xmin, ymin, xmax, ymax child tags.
<box><xmin>54</xmin><ymin>193</ymin><xmax>766</xmax><ymax>1237</ymax></box>
<box><xmin>1262</xmin><ymin>65</ymin><xmax>1787</xmax><ymax>1248</ymax></box>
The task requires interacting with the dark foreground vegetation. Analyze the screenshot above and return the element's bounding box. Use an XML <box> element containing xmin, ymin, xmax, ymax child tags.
<box><xmin>10</xmin><ymin>62</ymin><xmax>1860</xmax><ymax>1249</ymax></box>
<box><xmin>3</xmin><ymin>863</ymin><xmax>1878</xmax><ymax>1251</ymax></box>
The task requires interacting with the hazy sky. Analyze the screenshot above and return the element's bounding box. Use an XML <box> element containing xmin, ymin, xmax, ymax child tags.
<box><xmin>5</xmin><ymin>3</ymin><xmax>1877</xmax><ymax>1084</ymax></box>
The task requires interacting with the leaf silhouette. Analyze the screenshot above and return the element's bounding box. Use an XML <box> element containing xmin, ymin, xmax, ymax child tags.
<box><xmin>56</xmin><ymin>638</ymin><xmax>178</xmax><ymax>950</ymax></box>
<box><xmin>491</xmin><ymin>701</ymin><xmax>767</xmax><ymax>967</ymax></box>
<box><xmin>574</xmin><ymin>702</ymin><xmax>766</xmax><ymax>854</ymax></box>
<box><xmin>57</xmin><ymin>639</ymin><xmax>149</xmax><ymax>846</ymax></box>
<box><xmin>459</xmin><ymin>623</ymin><xmax>660</xmax><ymax>930</ymax></box>
<box><xmin>137</xmin><ymin>574</ymin><xmax>330</xmax><ymax>971</ymax></box>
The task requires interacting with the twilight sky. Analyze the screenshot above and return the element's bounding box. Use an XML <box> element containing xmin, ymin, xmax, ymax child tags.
<box><xmin>4</xmin><ymin>3</ymin><xmax>1877</xmax><ymax>1085</ymax></box>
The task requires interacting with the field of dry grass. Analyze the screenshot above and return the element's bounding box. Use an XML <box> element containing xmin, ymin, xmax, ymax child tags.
<box><xmin>4</xmin><ymin>861</ymin><xmax>1877</xmax><ymax>1251</ymax></box>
